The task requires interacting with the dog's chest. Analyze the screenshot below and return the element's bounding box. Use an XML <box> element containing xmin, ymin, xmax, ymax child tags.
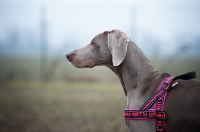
<box><xmin>126</xmin><ymin>120</ymin><xmax>156</xmax><ymax>132</ymax></box>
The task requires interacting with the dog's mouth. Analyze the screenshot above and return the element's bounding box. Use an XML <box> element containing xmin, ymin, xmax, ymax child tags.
<box><xmin>72</xmin><ymin>63</ymin><xmax>95</xmax><ymax>68</ymax></box>
<box><xmin>68</xmin><ymin>57</ymin><xmax>96</xmax><ymax>68</ymax></box>
<box><xmin>74</xmin><ymin>65</ymin><xmax>95</xmax><ymax>68</ymax></box>
<box><xmin>84</xmin><ymin>65</ymin><xmax>95</xmax><ymax>68</ymax></box>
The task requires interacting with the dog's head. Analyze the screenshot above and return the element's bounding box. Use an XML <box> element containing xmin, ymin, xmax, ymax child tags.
<box><xmin>66</xmin><ymin>30</ymin><xmax>130</xmax><ymax>68</ymax></box>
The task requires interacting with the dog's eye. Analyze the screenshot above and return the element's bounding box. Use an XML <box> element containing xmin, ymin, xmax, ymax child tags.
<box><xmin>91</xmin><ymin>41</ymin><xmax>97</xmax><ymax>46</ymax></box>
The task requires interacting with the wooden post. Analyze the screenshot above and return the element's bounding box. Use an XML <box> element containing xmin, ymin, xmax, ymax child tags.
<box><xmin>40</xmin><ymin>6</ymin><xmax>48</xmax><ymax>81</ymax></box>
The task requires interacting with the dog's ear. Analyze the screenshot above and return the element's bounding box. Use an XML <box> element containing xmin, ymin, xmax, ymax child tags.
<box><xmin>106</xmin><ymin>30</ymin><xmax>130</xmax><ymax>66</ymax></box>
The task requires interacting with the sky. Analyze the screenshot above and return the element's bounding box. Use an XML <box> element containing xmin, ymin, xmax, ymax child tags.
<box><xmin>0</xmin><ymin>0</ymin><xmax>200</xmax><ymax>55</ymax></box>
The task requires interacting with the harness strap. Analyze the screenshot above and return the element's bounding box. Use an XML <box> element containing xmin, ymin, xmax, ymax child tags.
<box><xmin>168</xmin><ymin>71</ymin><xmax>196</xmax><ymax>91</ymax></box>
<box><xmin>124</xmin><ymin>109</ymin><xmax>166</xmax><ymax>120</ymax></box>
<box><xmin>173</xmin><ymin>71</ymin><xmax>196</xmax><ymax>80</ymax></box>
<box><xmin>124</xmin><ymin>71</ymin><xmax>196</xmax><ymax>132</ymax></box>
<box><xmin>139</xmin><ymin>71</ymin><xmax>196</xmax><ymax>111</ymax></box>
<box><xmin>155</xmin><ymin>81</ymin><xmax>170</xmax><ymax>132</ymax></box>
<box><xmin>125</xmin><ymin>77</ymin><xmax>173</xmax><ymax>132</ymax></box>
<box><xmin>139</xmin><ymin>77</ymin><xmax>174</xmax><ymax>111</ymax></box>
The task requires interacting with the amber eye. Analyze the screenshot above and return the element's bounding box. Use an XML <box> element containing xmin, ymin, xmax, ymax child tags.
<box><xmin>91</xmin><ymin>41</ymin><xmax>96</xmax><ymax>46</ymax></box>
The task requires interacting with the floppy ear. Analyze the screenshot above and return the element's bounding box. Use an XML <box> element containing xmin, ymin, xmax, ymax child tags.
<box><xmin>107</xmin><ymin>30</ymin><xmax>130</xmax><ymax>66</ymax></box>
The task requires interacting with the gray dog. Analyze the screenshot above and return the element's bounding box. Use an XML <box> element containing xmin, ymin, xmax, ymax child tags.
<box><xmin>66</xmin><ymin>30</ymin><xmax>200</xmax><ymax>132</ymax></box>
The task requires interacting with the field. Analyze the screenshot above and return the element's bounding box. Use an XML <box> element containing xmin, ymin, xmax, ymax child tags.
<box><xmin>0</xmin><ymin>81</ymin><xmax>129</xmax><ymax>132</ymax></box>
<box><xmin>0</xmin><ymin>55</ymin><xmax>200</xmax><ymax>132</ymax></box>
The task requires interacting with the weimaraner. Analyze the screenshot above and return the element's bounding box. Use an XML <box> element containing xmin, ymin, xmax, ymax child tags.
<box><xmin>66</xmin><ymin>30</ymin><xmax>200</xmax><ymax>132</ymax></box>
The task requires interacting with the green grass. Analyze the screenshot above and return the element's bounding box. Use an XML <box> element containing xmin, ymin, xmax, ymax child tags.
<box><xmin>0</xmin><ymin>81</ymin><xmax>129</xmax><ymax>132</ymax></box>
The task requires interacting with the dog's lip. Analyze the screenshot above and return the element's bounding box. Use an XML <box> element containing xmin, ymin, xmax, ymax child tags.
<box><xmin>85</xmin><ymin>64</ymin><xmax>95</xmax><ymax>68</ymax></box>
<box><xmin>73</xmin><ymin>64</ymin><xmax>95</xmax><ymax>68</ymax></box>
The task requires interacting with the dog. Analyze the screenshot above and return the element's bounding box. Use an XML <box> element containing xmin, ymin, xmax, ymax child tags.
<box><xmin>66</xmin><ymin>29</ymin><xmax>200</xmax><ymax>132</ymax></box>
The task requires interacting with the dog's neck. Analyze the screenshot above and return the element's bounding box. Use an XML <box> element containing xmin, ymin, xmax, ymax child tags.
<box><xmin>106</xmin><ymin>41</ymin><xmax>164</xmax><ymax>108</ymax></box>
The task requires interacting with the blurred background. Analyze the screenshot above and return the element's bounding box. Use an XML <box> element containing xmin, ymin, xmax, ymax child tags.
<box><xmin>0</xmin><ymin>0</ymin><xmax>200</xmax><ymax>132</ymax></box>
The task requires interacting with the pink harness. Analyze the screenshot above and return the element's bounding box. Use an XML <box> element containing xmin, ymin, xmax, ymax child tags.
<box><xmin>124</xmin><ymin>72</ymin><xmax>196</xmax><ymax>132</ymax></box>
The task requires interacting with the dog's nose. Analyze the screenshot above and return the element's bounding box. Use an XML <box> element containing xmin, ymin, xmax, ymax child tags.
<box><xmin>66</xmin><ymin>54</ymin><xmax>71</xmax><ymax>61</ymax></box>
<box><xmin>66</xmin><ymin>54</ymin><xmax>70</xmax><ymax>59</ymax></box>
<box><xmin>66</xmin><ymin>52</ymin><xmax>76</xmax><ymax>61</ymax></box>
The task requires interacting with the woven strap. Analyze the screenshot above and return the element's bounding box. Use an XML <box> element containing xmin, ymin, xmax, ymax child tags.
<box><xmin>124</xmin><ymin>77</ymin><xmax>173</xmax><ymax>132</ymax></box>
<box><xmin>124</xmin><ymin>71</ymin><xmax>196</xmax><ymax>132</ymax></box>
<box><xmin>124</xmin><ymin>109</ymin><xmax>166</xmax><ymax>120</ymax></box>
